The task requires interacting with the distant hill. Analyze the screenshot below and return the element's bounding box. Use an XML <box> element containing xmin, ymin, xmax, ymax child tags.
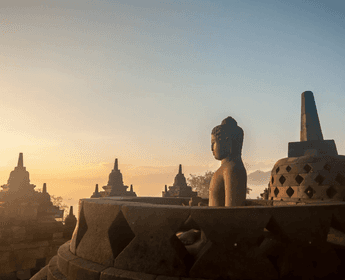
<box><xmin>247</xmin><ymin>170</ymin><xmax>271</xmax><ymax>185</ymax></box>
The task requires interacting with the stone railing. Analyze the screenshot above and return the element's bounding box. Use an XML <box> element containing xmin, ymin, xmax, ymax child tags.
<box><xmin>0</xmin><ymin>218</ymin><xmax>76</xmax><ymax>279</ymax></box>
<box><xmin>34</xmin><ymin>197</ymin><xmax>345</xmax><ymax>280</ymax></box>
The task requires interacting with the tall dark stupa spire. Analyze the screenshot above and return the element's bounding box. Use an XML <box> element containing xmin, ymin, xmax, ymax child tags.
<box><xmin>178</xmin><ymin>164</ymin><xmax>182</xmax><ymax>174</ymax></box>
<box><xmin>114</xmin><ymin>158</ymin><xmax>118</xmax><ymax>170</ymax></box>
<box><xmin>43</xmin><ymin>183</ymin><xmax>47</xmax><ymax>193</ymax></box>
<box><xmin>288</xmin><ymin>91</ymin><xmax>337</xmax><ymax>157</ymax></box>
<box><xmin>300</xmin><ymin>91</ymin><xmax>324</xmax><ymax>141</ymax></box>
<box><xmin>18</xmin><ymin>153</ymin><xmax>23</xmax><ymax>168</ymax></box>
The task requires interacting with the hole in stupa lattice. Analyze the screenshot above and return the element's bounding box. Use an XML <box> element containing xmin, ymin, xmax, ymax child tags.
<box><xmin>286</xmin><ymin>187</ymin><xmax>294</xmax><ymax>198</ymax></box>
<box><xmin>274</xmin><ymin>187</ymin><xmax>279</xmax><ymax>197</ymax></box>
<box><xmin>323</xmin><ymin>164</ymin><xmax>331</xmax><ymax>171</ymax></box>
<box><xmin>305</xmin><ymin>186</ymin><xmax>314</xmax><ymax>198</ymax></box>
<box><xmin>314</xmin><ymin>174</ymin><xmax>325</xmax><ymax>185</ymax></box>
<box><xmin>275</xmin><ymin>167</ymin><xmax>280</xmax><ymax>174</ymax></box>
<box><xmin>74</xmin><ymin>205</ymin><xmax>88</xmax><ymax>251</ymax></box>
<box><xmin>286</xmin><ymin>166</ymin><xmax>291</xmax><ymax>172</ymax></box>
<box><xmin>335</xmin><ymin>174</ymin><xmax>345</xmax><ymax>185</ymax></box>
<box><xmin>271</xmin><ymin>177</ymin><xmax>274</xmax><ymax>184</ymax></box>
<box><xmin>304</xmin><ymin>164</ymin><xmax>312</xmax><ymax>173</ymax></box>
<box><xmin>327</xmin><ymin>186</ymin><xmax>337</xmax><ymax>199</ymax></box>
<box><xmin>174</xmin><ymin>215</ymin><xmax>210</xmax><ymax>271</ymax></box>
<box><xmin>295</xmin><ymin>175</ymin><xmax>304</xmax><ymax>185</ymax></box>
<box><xmin>279</xmin><ymin>175</ymin><xmax>286</xmax><ymax>185</ymax></box>
<box><xmin>108</xmin><ymin>210</ymin><xmax>135</xmax><ymax>259</ymax></box>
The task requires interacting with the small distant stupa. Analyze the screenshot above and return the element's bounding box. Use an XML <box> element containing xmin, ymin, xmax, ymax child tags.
<box><xmin>162</xmin><ymin>164</ymin><xmax>197</xmax><ymax>198</ymax></box>
<box><xmin>1</xmin><ymin>153</ymin><xmax>36</xmax><ymax>194</ymax></box>
<box><xmin>91</xmin><ymin>158</ymin><xmax>136</xmax><ymax>198</ymax></box>
<box><xmin>0</xmin><ymin>153</ymin><xmax>65</xmax><ymax>220</ymax></box>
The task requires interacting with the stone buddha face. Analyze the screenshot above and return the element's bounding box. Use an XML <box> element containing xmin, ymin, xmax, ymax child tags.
<box><xmin>211</xmin><ymin>134</ymin><xmax>229</xmax><ymax>160</ymax></box>
<box><xmin>211</xmin><ymin>117</ymin><xmax>244</xmax><ymax>161</ymax></box>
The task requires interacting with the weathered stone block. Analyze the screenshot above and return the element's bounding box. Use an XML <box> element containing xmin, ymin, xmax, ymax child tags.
<box><xmin>114</xmin><ymin>203</ymin><xmax>191</xmax><ymax>277</ymax></box>
<box><xmin>16</xmin><ymin>269</ymin><xmax>31</xmax><ymax>280</ymax></box>
<box><xmin>288</xmin><ymin>140</ymin><xmax>338</xmax><ymax>157</ymax></box>
<box><xmin>0</xmin><ymin>259</ymin><xmax>16</xmax><ymax>274</ymax></box>
<box><xmin>68</xmin><ymin>257</ymin><xmax>106</xmax><ymax>280</ymax></box>
<box><xmin>11</xmin><ymin>226</ymin><xmax>26</xmax><ymax>241</ymax></box>
<box><xmin>30</xmin><ymin>265</ymin><xmax>48</xmax><ymax>280</ymax></box>
<box><xmin>70</xmin><ymin>200</ymin><xmax>85</xmax><ymax>255</ymax></box>
<box><xmin>100</xmin><ymin>267</ymin><xmax>156</xmax><ymax>280</ymax></box>
<box><xmin>47</xmin><ymin>256</ymin><xmax>66</xmax><ymax>280</ymax></box>
<box><xmin>53</xmin><ymin>232</ymin><xmax>64</xmax><ymax>240</ymax></box>
<box><xmin>267</xmin><ymin>204</ymin><xmax>332</xmax><ymax>243</ymax></box>
<box><xmin>76</xmin><ymin>200</ymin><xmax>123</xmax><ymax>266</ymax></box>
<box><xmin>57</xmin><ymin>242</ymin><xmax>78</xmax><ymax>277</ymax></box>
<box><xmin>0</xmin><ymin>271</ymin><xmax>17</xmax><ymax>280</ymax></box>
<box><xmin>188</xmin><ymin>207</ymin><xmax>274</xmax><ymax>279</ymax></box>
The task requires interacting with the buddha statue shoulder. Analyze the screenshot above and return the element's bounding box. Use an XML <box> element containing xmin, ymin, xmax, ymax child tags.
<box><xmin>209</xmin><ymin>117</ymin><xmax>247</xmax><ymax>207</ymax></box>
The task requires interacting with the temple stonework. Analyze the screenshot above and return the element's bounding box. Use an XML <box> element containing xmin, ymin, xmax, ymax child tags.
<box><xmin>162</xmin><ymin>164</ymin><xmax>197</xmax><ymax>198</ymax></box>
<box><xmin>268</xmin><ymin>91</ymin><xmax>345</xmax><ymax>201</ymax></box>
<box><xmin>0</xmin><ymin>153</ymin><xmax>76</xmax><ymax>280</ymax></box>
<box><xmin>91</xmin><ymin>158</ymin><xmax>136</xmax><ymax>198</ymax></box>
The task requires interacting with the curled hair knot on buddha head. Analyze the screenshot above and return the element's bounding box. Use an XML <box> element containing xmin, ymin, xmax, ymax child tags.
<box><xmin>212</xmin><ymin>116</ymin><xmax>244</xmax><ymax>156</ymax></box>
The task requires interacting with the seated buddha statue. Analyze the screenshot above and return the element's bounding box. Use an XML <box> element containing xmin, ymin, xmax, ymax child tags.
<box><xmin>208</xmin><ymin>116</ymin><xmax>247</xmax><ymax>207</ymax></box>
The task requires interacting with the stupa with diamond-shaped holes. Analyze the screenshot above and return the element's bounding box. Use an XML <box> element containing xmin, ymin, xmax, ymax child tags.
<box><xmin>268</xmin><ymin>91</ymin><xmax>345</xmax><ymax>201</ymax></box>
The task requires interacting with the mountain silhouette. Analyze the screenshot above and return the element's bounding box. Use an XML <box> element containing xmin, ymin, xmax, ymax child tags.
<box><xmin>247</xmin><ymin>170</ymin><xmax>271</xmax><ymax>185</ymax></box>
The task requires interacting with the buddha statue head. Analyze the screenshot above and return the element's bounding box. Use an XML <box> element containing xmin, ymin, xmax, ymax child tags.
<box><xmin>211</xmin><ymin>117</ymin><xmax>244</xmax><ymax>160</ymax></box>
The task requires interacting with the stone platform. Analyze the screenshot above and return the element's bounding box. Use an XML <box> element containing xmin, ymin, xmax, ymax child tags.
<box><xmin>31</xmin><ymin>197</ymin><xmax>345</xmax><ymax>280</ymax></box>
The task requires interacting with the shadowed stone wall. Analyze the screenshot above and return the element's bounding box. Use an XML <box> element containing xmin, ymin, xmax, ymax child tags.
<box><xmin>31</xmin><ymin>197</ymin><xmax>345</xmax><ymax>280</ymax></box>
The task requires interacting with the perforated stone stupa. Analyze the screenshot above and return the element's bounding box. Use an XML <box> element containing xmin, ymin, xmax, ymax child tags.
<box><xmin>91</xmin><ymin>158</ymin><xmax>136</xmax><ymax>198</ymax></box>
<box><xmin>162</xmin><ymin>164</ymin><xmax>197</xmax><ymax>198</ymax></box>
<box><xmin>268</xmin><ymin>91</ymin><xmax>345</xmax><ymax>201</ymax></box>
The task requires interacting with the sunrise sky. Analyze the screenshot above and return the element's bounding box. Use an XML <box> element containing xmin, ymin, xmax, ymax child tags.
<box><xmin>1</xmin><ymin>0</ymin><xmax>345</xmax><ymax>204</ymax></box>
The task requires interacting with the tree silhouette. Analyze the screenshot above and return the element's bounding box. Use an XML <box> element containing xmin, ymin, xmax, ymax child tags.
<box><xmin>187</xmin><ymin>171</ymin><xmax>252</xmax><ymax>198</ymax></box>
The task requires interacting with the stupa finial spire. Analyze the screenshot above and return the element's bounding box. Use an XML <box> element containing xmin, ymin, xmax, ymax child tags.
<box><xmin>43</xmin><ymin>183</ymin><xmax>47</xmax><ymax>193</ymax></box>
<box><xmin>301</xmin><ymin>91</ymin><xmax>324</xmax><ymax>141</ymax></box>
<box><xmin>114</xmin><ymin>158</ymin><xmax>118</xmax><ymax>170</ymax></box>
<box><xmin>95</xmin><ymin>184</ymin><xmax>99</xmax><ymax>193</ymax></box>
<box><xmin>179</xmin><ymin>164</ymin><xmax>182</xmax><ymax>174</ymax></box>
<box><xmin>18</xmin><ymin>153</ymin><xmax>23</xmax><ymax>167</ymax></box>
<box><xmin>69</xmin><ymin>206</ymin><xmax>73</xmax><ymax>216</ymax></box>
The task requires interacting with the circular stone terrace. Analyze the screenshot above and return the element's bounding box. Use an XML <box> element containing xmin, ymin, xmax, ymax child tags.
<box><xmin>31</xmin><ymin>196</ymin><xmax>345</xmax><ymax>280</ymax></box>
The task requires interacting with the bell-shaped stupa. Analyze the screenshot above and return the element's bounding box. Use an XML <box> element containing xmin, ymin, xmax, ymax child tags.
<box><xmin>162</xmin><ymin>164</ymin><xmax>197</xmax><ymax>198</ymax></box>
<box><xmin>268</xmin><ymin>91</ymin><xmax>345</xmax><ymax>201</ymax></box>
<box><xmin>91</xmin><ymin>158</ymin><xmax>136</xmax><ymax>198</ymax></box>
<box><xmin>1</xmin><ymin>153</ymin><xmax>36</xmax><ymax>193</ymax></box>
